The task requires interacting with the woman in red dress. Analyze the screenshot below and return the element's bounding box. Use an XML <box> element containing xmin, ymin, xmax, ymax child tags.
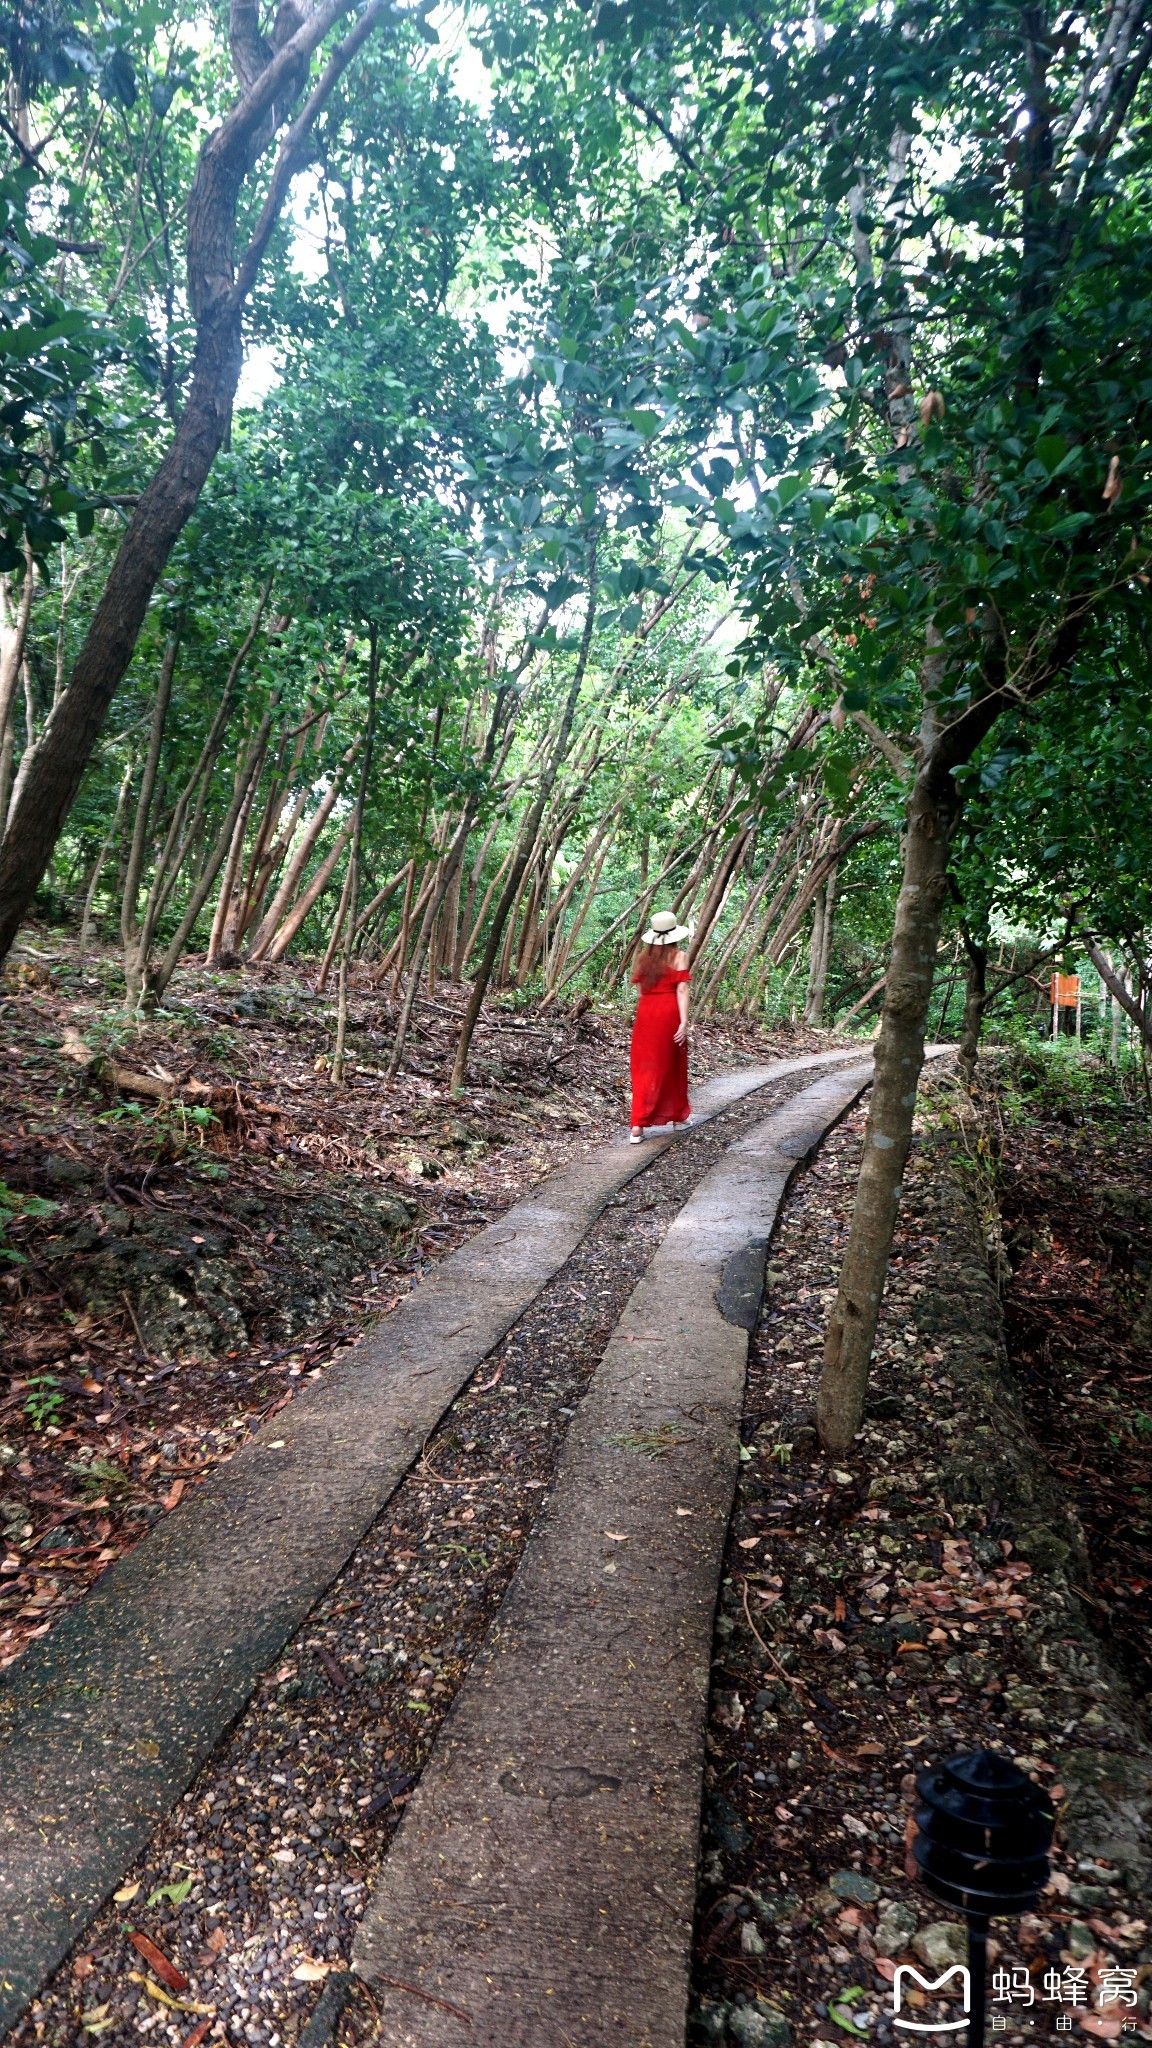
<box><xmin>629</xmin><ymin>909</ymin><xmax>692</xmax><ymax>1141</ymax></box>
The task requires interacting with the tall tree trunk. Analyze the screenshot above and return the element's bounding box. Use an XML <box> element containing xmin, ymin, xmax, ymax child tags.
<box><xmin>0</xmin><ymin>0</ymin><xmax>391</xmax><ymax>965</ymax></box>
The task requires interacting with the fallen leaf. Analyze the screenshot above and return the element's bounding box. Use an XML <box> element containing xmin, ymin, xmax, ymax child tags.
<box><xmin>205</xmin><ymin>1926</ymin><xmax>228</xmax><ymax>1955</ymax></box>
<box><xmin>292</xmin><ymin>1960</ymin><xmax>332</xmax><ymax>1983</ymax></box>
<box><xmin>604</xmin><ymin>1530</ymin><xmax>628</xmax><ymax>1542</ymax></box>
<box><xmin>147</xmin><ymin>1878</ymin><xmax>193</xmax><ymax>1909</ymax></box>
<box><xmin>128</xmin><ymin>1931</ymin><xmax>189</xmax><ymax>1993</ymax></box>
<box><xmin>855</xmin><ymin>1743</ymin><xmax>884</xmax><ymax>1757</ymax></box>
<box><xmin>180</xmin><ymin>2022</ymin><xmax>213</xmax><ymax>2048</ymax></box>
<box><xmin>113</xmin><ymin>1882</ymin><xmax>141</xmax><ymax>1904</ymax></box>
<box><xmin>1078</xmin><ymin>2019</ymin><xmax>1122</xmax><ymax>2040</ymax></box>
<box><xmin>127</xmin><ymin>1973</ymin><xmax>213</xmax><ymax>2016</ymax></box>
<box><xmin>161</xmin><ymin>1478</ymin><xmax>185</xmax><ymax>1512</ymax></box>
<box><xmin>738</xmin><ymin>1536</ymin><xmax>760</xmax><ymax>1549</ymax></box>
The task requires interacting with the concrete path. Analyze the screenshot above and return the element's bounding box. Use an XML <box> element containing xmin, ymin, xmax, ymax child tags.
<box><xmin>353</xmin><ymin>1062</ymin><xmax>876</xmax><ymax>2046</ymax></box>
<box><xmin>0</xmin><ymin>1049</ymin><xmax>864</xmax><ymax>2034</ymax></box>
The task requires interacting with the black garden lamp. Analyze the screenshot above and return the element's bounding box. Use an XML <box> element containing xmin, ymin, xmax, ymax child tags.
<box><xmin>911</xmin><ymin>1750</ymin><xmax>1056</xmax><ymax>2048</ymax></box>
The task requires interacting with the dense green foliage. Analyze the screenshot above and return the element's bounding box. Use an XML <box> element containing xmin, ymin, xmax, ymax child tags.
<box><xmin>0</xmin><ymin>0</ymin><xmax>1147</xmax><ymax>1065</ymax></box>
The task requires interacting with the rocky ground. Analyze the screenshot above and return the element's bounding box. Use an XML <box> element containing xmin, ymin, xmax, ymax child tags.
<box><xmin>690</xmin><ymin>1058</ymin><xmax>1152</xmax><ymax>2048</ymax></box>
<box><xmin>0</xmin><ymin>940</ymin><xmax>821</xmax><ymax>1673</ymax></box>
<box><xmin>994</xmin><ymin>1053</ymin><xmax>1152</xmax><ymax>1700</ymax></box>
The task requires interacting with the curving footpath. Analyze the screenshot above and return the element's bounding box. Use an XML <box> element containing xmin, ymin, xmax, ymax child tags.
<box><xmin>353</xmin><ymin>1061</ymin><xmax>881</xmax><ymax>2045</ymax></box>
<box><xmin>0</xmin><ymin>1048</ymin><xmax>871</xmax><ymax>2034</ymax></box>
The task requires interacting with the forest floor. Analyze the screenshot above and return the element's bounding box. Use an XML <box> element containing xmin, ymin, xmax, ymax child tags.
<box><xmin>690</xmin><ymin>1053</ymin><xmax>1152</xmax><ymax>2048</ymax></box>
<box><xmin>5</xmin><ymin>961</ymin><xmax>1151</xmax><ymax>2048</ymax></box>
<box><xmin>0</xmin><ymin>936</ymin><xmax>829</xmax><ymax>1675</ymax></box>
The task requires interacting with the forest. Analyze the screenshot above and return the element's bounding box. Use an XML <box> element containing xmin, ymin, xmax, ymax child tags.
<box><xmin>0</xmin><ymin>0</ymin><xmax>1151</xmax><ymax>2044</ymax></box>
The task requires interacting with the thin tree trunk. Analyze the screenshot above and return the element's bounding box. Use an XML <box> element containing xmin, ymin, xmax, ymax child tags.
<box><xmin>120</xmin><ymin>626</ymin><xmax>181</xmax><ymax>947</ymax></box>
<box><xmin>263</xmin><ymin>819</ymin><xmax>355</xmax><ymax>964</ymax></box>
<box><xmin>459</xmin><ymin>832</ymin><xmax>519</xmax><ymax>973</ymax></box>
<box><xmin>317</xmin><ymin>850</ymin><xmax>356</xmax><ymax>995</ymax></box>
<box><xmin>817</xmin><ymin>671</ymin><xmax>964</xmax><ymax>1457</ymax></box>
<box><xmin>353</xmin><ymin>862</ymin><xmax>410</xmax><ymax>943</ymax></box>
<box><xmin>385</xmin><ymin>691</ymin><xmax>512</xmax><ymax>1073</ymax></box>
<box><xmin>542</xmin><ymin>821</ymin><xmax>712</xmax><ymax>1005</ymax></box>
<box><xmin>80</xmin><ymin>759</ymin><xmax>134</xmax><ymax>954</ymax></box>
<box><xmin>143</xmin><ymin>708</ymin><xmax>276</xmax><ymax>1008</ymax></box>
<box><xmin>246</xmin><ymin>736</ymin><xmax>360</xmax><ymax>961</ymax></box>
<box><xmin>934</xmin><ymin>934</ymin><xmax>964</xmax><ymax>1040</ymax></box>
<box><xmin>957</xmin><ymin>939</ymin><xmax>989</xmax><ymax>1084</ymax></box>
<box><xmin>836</xmin><ymin>972</ymin><xmax>887</xmax><ymax>1028</ymax></box>
<box><xmin>0</xmin><ymin>557</ymin><xmax>35</xmax><ymax>803</ymax></box>
<box><xmin>1088</xmin><ymin>943</ymin><xmax>1152</xmax><ymax>1051</ymax></box>
<box><xmin>208</xmin><ymin>757</ymin><xmax>262</xmax><ymax>965</ymax></box>
<box><xmin>451</xmin><ymin>552</ymin><xmax>598</xmax><ymax>1094</ymax></box>
<box><xmin>699</xmin><ymin>868</ymin><xmax>775</xmax><ymax>1012</ymax></box>
<box><xmin>545</xmin><ymin>832</ymin><xmax>612</xmax><ymax>992</ymax></box>
<box><xmin>804</xmin><ymin>886</ymin><xmax>827</xmax><ymax>1024</ymax></box>
<box><xmin>805</xmin><ymin>858</ymin><xmax>839</xmax><ymax>1025</ymax></box>
<box><xmin>331</xmin><ymin>633</ymin><xmax>377</xmax><ymax>1080</ymax></box>
<box><xmin>687</xmin><ymin>828</ymin><xmax>751</xmax><ymax>968</ymax></box>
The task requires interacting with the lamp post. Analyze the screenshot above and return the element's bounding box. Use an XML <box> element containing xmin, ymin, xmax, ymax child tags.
<box><xmin>911</xmin><ymin>1750</ymin><xmax>1056</xmax><ymax>2048</ymax></box>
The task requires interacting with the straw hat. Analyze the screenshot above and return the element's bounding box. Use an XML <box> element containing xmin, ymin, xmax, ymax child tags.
<box><xmin>642</xmin><ymin>909</ymin><xmax>691</xmax><ymax>946</ymax></box>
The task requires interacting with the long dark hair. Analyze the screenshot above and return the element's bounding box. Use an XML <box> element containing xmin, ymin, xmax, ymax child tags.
<box><xmin>632</xmin><ymin>940</ymin><xmax>676</xmax><ymax>991</ymax></box>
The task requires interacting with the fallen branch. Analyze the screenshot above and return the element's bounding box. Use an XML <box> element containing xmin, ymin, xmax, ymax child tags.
<box><xmin>60</xmin><ymin>1028</ymin><xmax>220</xmax><ymax>1108</ymax></box>
<box><xmin>835</xmin><ymin>973</ymin><xmax>886</xmax><ymax>1027</ymax></box>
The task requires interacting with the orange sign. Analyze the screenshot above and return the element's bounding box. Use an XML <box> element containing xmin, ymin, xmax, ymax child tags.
<box><xmin>1050</xmin><ymin>974</ymin><xmax>1080</xmax><ymax>1007</ymax></box>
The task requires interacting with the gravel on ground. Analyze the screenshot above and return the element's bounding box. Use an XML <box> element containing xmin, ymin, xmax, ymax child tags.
<box><xmin>688</xmin><ymin>1072</ymin><xmax>1152</xmax><ymax>2048</ymax></box>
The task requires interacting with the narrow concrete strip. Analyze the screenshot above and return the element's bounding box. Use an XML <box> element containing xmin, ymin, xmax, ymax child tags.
<box><xmin>353</xmin><ymin>1062</ymin><xmax>876</xmax><ymax>2046</ymax></box>
<box><xmin>0</xmin><ymin>1049</ymin><xmax>862</xmax><ymax>2033</ymax></box>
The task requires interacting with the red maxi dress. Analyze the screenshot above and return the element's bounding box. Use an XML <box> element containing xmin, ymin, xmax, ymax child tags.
<box><xmin>630</xmin><ymin>968</ymin><xmax>691</xmax><ymax>1129</ymax></box>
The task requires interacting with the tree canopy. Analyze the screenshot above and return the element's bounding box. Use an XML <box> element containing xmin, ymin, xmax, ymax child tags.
<box><xmin>0</xmin><ymin>0</ymin><xmax>1148</xmax><ymax>1447</ymax></box>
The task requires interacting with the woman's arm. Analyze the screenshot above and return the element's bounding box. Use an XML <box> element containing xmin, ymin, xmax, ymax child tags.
<box><xmin>674</xmin><ymin>950</ymin><xmax>689</xmax><ymax>1044</ymax></box>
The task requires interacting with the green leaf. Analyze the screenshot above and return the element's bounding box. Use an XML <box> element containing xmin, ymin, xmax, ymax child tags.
<box><xmin>147</xmin><ymin>1879</ymin><xmax>193</xmax><ymax>1908</ymax></box>
<box><xmin>1034</xmin><ymin>434</ymin><xmax>1067</xmax><ymax>476</ymax></box>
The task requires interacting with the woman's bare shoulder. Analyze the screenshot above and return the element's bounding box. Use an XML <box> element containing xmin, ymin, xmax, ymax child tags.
<box><xmin>672</xmin><ymin>948</ymin><xmax>689</xmax><ymax>969</ymax></box>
